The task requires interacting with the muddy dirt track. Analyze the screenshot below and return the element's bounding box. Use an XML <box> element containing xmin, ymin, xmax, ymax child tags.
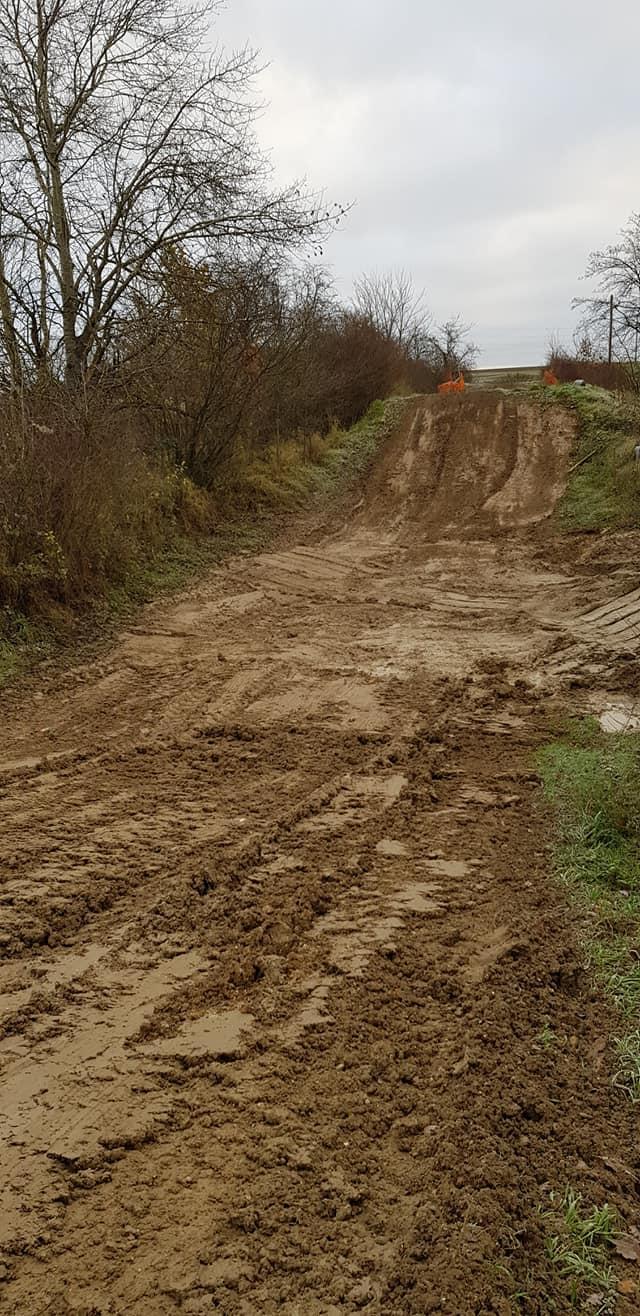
<box><xmin>1</xmin><ymin>393</ymin><xmax>640</xmax><ymax>1315</ymax></box>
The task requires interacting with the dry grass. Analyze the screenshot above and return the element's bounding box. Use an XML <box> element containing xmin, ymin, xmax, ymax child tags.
<box><xmin>0</xmin><ymin>387</ymin><xmax>212</xmax><ymax>626</ymax></box>
<box><xmin>0</xmin><ymin>393</ymin><xmax>405</xmax><ymax>668</ymax></box>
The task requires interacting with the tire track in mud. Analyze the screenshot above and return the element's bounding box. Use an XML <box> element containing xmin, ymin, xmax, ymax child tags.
<box><xmin>0</xmin><ymin>722</ymin><xmax>431</xmax><ymax>1253</ymax></box>
<box><xmin>0</xmin><ymin>727</ymin><xmax>394</xmax><ymax>957</ymax></box>
<box><xmin>5</xmin><ymin>705</ymin><xmax>638</xmax><ymax>1314</ymax></box>
<box><xmin>1</xmin><ymin>393</ymin><xmax>639</xmax><ymax>1313</ymax></box>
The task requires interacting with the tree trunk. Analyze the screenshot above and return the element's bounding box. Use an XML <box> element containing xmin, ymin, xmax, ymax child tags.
<box><xmin>48</xmin><ymin>153</ymin><xmax>83</xmax><ymax>385</ymax></box>
<box><xmin>36</xmin><ymin>5</ymin><xmax>82</xmax><ymax>387</ymax></box>
<box><xmin>0</xmin><ymin>245</ymin><xmax>23</xmax><ymax>390</ymax></box>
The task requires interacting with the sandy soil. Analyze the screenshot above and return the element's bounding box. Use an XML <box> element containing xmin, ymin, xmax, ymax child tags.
<box><xmin>1</xmin><ymin>393</ymin><xmax>639</xmax><ymax>1314</ymax></box>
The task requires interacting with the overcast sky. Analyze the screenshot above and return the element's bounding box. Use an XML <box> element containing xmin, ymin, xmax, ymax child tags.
<box><xmin>215</xmin><ymin>0</ymin><xmax>640</xmax><ymax>366</ymax></box>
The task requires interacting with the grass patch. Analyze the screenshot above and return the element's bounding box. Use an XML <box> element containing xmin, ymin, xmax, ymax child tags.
<box><xmin>0</xmin><ymin>617</ymin><xmax>50</xmax><ymax>685</ymax></box>
<box><xmin>531</xmin><ymin>383</ymin><xmax>640</xmax><ymax>532</ymax></box>
<box><xmin>225</xmin><ymin>399</ymin><xmax>406</xmax><ymax>511</ymax></box>
<box><xmin>613</xmin><ymin>1030</ymin><xmax>640</xmax><ymax>1102</ymax></box>
<box><xmin>538</xmin><ymin>719</ymin><xmax>640</xmax><ymax>1102</ymax></box>
<box><xmin>544</xmin><ymin>1188</ymin><xmax>618</xmax><ymax>1311</ymax></box>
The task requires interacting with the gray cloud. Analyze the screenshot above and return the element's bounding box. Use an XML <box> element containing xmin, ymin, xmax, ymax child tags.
<box><xmin>216</xmin><ymin>0</ymin><xmax>640</xmax><ymax>364</ymax></box>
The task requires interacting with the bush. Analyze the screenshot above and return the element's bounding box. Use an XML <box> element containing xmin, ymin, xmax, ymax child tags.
<box><xmin>121</xmin><ymin>256</ymin><xmax>415</xmax><ymax>491</ymax></box>
<box><xmin>0</xmin><ymin>383</ymin><xmax>404</xmax><ymax>634</ymax></box>
<box><xmin>0</xmin><ymin>385</ymin><xmax>212</xmax><ymax>619</ymax></box>
<box><xmin>547</xmin><ymin>351</ymin><xmax>630</xmax><ymax>391</ymax></box>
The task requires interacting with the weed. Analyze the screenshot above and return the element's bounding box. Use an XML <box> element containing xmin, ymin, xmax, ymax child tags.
<box><xmin>539</xmin><ymin>1022</ymin><xmax>559</xmax><ymax>1048</ymax></box>
<box><xmin>544</xmin><ymin>1188</ymin><xmax>617</xmax><ymax>1311</ymax></box>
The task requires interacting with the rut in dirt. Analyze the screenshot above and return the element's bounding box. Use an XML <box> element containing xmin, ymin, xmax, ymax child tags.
<box><xmin>1</xmin><ymin>392</ymin><xmax>639</xmax><ymax>1315</ymax></box>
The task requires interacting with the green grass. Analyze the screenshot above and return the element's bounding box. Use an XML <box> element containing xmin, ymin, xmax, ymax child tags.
<box><xmin>544</xmin><ymin>1188</ymin><xmax>618</xmax><ymax>1311</ymax></box>
<box><xmin>229</xmin><ymin>398</ymin><xmax>407</xmax><ymax>508</ymax></box>
<box><xmin>613</xmin><ymin>1030</ymin><xmax>640</xmax><ymax>1102</ymax></box>
<box><xmin>508</xmin><ymin>1187</ymin><xmax>620</xmax><ymax>1312</ymax></box>
<box><xmin>0</xmin><ymin>398</ymin><xmax>408</xmax><ymax>688</ymax></box>
<box><xmin>538</xmin><ymin>719</ymin><xmax>640</xmax><ymax>1103</ymax></box>
<box><xmin>532</xmin><ymin>383</ymin><xmax>640</xmax><ymax>531</ymax></box>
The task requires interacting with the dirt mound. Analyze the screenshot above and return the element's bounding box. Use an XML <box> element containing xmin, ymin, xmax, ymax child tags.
<box><xmin>358</xmin><ymin>392</ymin><xmax>575</xmax><ymax>538</ymax></box>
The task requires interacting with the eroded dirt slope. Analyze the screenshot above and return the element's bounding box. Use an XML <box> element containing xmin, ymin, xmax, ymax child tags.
<box><xmin>1</xmin><ymin>394</ymin><xmax>639</xmax><ymax>1315</ymax></box>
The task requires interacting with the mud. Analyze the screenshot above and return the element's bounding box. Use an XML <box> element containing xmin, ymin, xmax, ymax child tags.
<box><xmin>1</xmin><ymin>393</ymin><xmax>639</xmax><ymax>1314</ymax></box>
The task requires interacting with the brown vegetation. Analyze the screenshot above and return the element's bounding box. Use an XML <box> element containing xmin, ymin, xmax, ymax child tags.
<box><xmin>546</xmin><ymin>351</ymin><xmax>628</xmax><ymax>390</ymax></box>
<box><xmin>0</xmin><ymin>2</ymin><xmax>476</xmax><ymax>636</ymax></box>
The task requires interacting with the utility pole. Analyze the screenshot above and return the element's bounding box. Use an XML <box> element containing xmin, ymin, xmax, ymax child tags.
<box><xmin>608</xmin><ymin>293</ymin><xmax>614</xmax><ymax>365</ymax></box>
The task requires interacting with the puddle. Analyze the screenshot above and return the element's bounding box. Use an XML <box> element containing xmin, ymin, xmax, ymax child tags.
<box><xmin>0</xmin><ymin>950</ymin><xmax>204</xmax><ymax>1244</ymax></box>
<box><xmin>598</xmin><ymin>703</ymin><xmax>640</xmax><ymax>734</ymax></box>
<box><xmin>0</xmin><ymin>943</ymin><xmax>107</xmax><ymax>1022</ymax></box>
<box><xmin>148</xmin><ymin>1010</ymin><xmax>254</xmax><ymax>1060</ymax></box>
<box><xmin>354</xmin><ymin>774</ymin><xmax>407</xmax><ymax>799</ymax></box>
<box><xmin>376</xmin><ymin>838</ymin><xmax>409</xmax><ymax>857</ymax></box>
<box><xmin>300</xmin><ymin>773</ymin><xmax>408</xmax><ymax>835</ymax></box>
<box><xmin>422</xmin><ymin>859</ymin><xmax>470</xmax><ymax>879</ymax></box>
<box><xmin>391</xmin><ymin>881</ymin><xmax>444</xmax><ymax>914</ymax></box>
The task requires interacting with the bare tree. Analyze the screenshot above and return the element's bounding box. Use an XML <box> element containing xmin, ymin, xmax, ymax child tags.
<box><xmin>0</xmin><ymin>0</ymin><xmax>341</xmax><ymax>389</ymax></box>
<box><xmin>352</xmin><ymin>269</ymin><xmax>429</xmax><ymax>353</ymax></box>
<box><xmin>418</xmin><ymin>316</ymin><xmax>478</xmax><ymax>377</ymax></box>
<box><xmin>126</xmin><ymin>252</ymin><xmax>337</xmax><ymax>483</ymax></box>
<box><xmin>574</xmin><ymin>213</ymin><xmax>640</xmax><ymax>366</ymax></box>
